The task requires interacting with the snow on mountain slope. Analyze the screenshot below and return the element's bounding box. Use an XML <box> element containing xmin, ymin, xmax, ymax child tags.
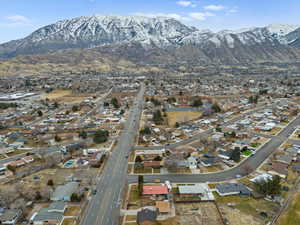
<box><xmin>21</xmin><ymin>15</ymin><xmax>197</xmax><ymax>47</ymax></box>
<box><xmin>1</xmin><ymin>15</ymin><xmax>300</xmax><ymax>61</ymax></box>
<box><xmin>266</xmin><ymin>24</ymin><xmax>299</xmax><ymax>36</ymax></box>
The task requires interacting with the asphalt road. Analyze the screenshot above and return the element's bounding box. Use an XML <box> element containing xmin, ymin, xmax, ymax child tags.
<box><xmin>128</xmin><ymin>114</ymin><xmax>300</xmax><ymax>184</ymax></box>
<box><xmin>80</xmin><ymin>84</ymin><xmax>145</xmax><ymax>225</ymax></box>
<box><xmin>78</xmin><ymin>88</ymin><xmax>113</xmax><ymax>126</ymax></box>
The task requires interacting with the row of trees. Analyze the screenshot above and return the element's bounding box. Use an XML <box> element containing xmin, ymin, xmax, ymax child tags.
<box><xmin>254</xmin><ymin>175</ymin><xmax>281</xmax><ymax>196</ymax></box>
<box><xmin>140</xmin><ymin>127</ymin><xmax>151</xmax><ymax>135</ymax></box>
<box><xmin>111</xmin><ymin>97</ymin><xmax>120</xmax><ymax>109</ymax></box>
<box><xmin>0</xmin><ymin>102</ymin><xmax>17</xmax><ymax>109</ymax></box>
<box><xmin>248</xmin><ymin>95</ymin><xmax>259</xmax><ymax>104</ymax></box>
<box><xmin>93</xmin><ymin>129</ymin><xmax>109</xmax><ymax>143</ymax></box>
<box><xmin>153</xmin><ymin>110</ymin><xmax>163</xmax><ymax>125</ymax></box>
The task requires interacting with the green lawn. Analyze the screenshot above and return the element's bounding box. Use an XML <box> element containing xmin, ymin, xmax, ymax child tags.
<box><xmin>242</xmin><ymin>150</ymin><xmax>253</xmax><ymax>156</ymax></box>
<box><xmin>251</xmin><ymin>143</ymin><xmax>259</xmax><ymax>148</ymax></box>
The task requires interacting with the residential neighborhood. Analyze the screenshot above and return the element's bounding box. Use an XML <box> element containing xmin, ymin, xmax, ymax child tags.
<box><xmin>1</xmin><ymin>73</ymin><xmax>300</xmax><ymax>225</ymax></box>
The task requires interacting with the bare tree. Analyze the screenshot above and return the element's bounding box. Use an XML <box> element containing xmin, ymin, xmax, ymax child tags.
<box><xmin>10</xmin><ymin>198</ymin><xmax>26</xmax><ymax>212</ymax></box>
<box><xmin>164</xmin><ymin>153</ymin><xmax>180</xmax><ymax>171</ymax></box>
<box><xmin>242</xmin><ymin>163</ymin><xmax>254</xmax><ymax>175</ymax></box>
<box><xmin>0</xmin><ymin>186</ymin><xmax>19</xmax><ymax>205</ymax></box>
<box><xmin>40</xmin><ymin>186</ymin><xmax>51</xmax><ymax>200</ymax></box>
<box><xmin>199</xmin><ymin>134</ymin><xmax>209</xmax><ymax>146</ymax></box>
<box><xmin>165</xmin><ymin>160</ymin><xmax>179</xmax><ymax>171</ymax></box>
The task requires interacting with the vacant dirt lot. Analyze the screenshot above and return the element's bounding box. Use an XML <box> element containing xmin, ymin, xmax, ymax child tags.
<box><xmin>167</xmin><ymin>111</ymin><xmax>202</xmax><ymax>127</ymax></box>
<box><xmin>64</xmin><ymin>205</ymin><xmax>81</xmax><ymax>217</ymax></box>
<box><xmin>161</xmin><ymin>202</ymin><xmax>224</xmax><ymax>225</ymax></box>
<box><xmin>61</xmin><ymin>218</ymin><xmax>76</xmax><ymax>225</ymax></box>
<box><xmin>43</xmin><ymin>90</ymin><xmax>72</xmax><ymax>100</ymax></box>
<box><xmin>215</xmin><ymin>195</ymin><xmax>279</xmax><ymax>225</ymax></box>
<box><xmin>278</xmin><ymin>190</ymin><xmax>300</xmax><ymax>225</ymax></box>
<box><xmin>219</xmin><ymin>205</ymin><xmax>262</xmax><ymax>225</ymax></box>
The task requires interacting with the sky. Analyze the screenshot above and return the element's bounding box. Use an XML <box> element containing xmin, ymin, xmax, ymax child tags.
<box><xmin>0</xmin><ymin>0</ymin><xmax>300</xmax><ymax>43</ymax></box>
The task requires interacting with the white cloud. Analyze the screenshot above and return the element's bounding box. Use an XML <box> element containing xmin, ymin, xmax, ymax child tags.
<box><xmin>228</xmin><ymin>8</ymin><xmax>238</xmax><ymax>14</ymax></box>
<box><xmin>134</xmin><ymin>13</ymin><xmax>191</xmax><ymax>21</ymax></box>
<box><xmin>0</xmin><ymin>15</ymin><xmax>32</xmax><ymax>27</ymax></box>
<box><xmin>6</xmin><ymin>15</ymin><xmax>31</xmax><ymax>24</ymax></box>
<box><xmin>176</xmin><ymin>1</ymin><xmax>196</xmax><ymax>8</ymax></box>
<box><xmin>188</xmin><ymin>12</ymin><xmax>215</xmax><ymax>21</ymax></box>
<box><xmin>204</xmin><ymin>5</ymin><xmax>225</xmax><ymax>11</ymax></box>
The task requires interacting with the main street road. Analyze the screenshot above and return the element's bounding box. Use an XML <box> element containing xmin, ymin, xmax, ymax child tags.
<box><xmin>128</xmin><ymin>114</ymin><xmax>300</xmax><ymax>184</ymax></box>
<box><xmin>80</xmin><ymin>84</ymin><xmax>145</xmax><ymax>225</ymax></box>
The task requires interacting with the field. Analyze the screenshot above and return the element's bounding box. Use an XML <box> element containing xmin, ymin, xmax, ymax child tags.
<box><xmin>64</xmin><ymin>205</ymin><xmax>81</xmax><ymax>217</ymax></box>
<box><xmin>43</xmin><ymin>90</ymin><xmax>72</xmax><ymax>100</ymax></box>
<box><xmin>160</xmin><ymin>202</ymin><xmax>223</xmax><ymax>225</ymax></box>
<box><xmin>61</xmin><ymin>218</ymin><xmax>76</xmax><ymax>225</ymax></box>
<box><xmin>278</xmin><ymin>191</ymin><xmax>300</xmax><ymax>225</ymax></box>
<box><xmin>215</xmin><ymin>195</ymin><xmax>279</xmax><ymax>225</ymax></box>
<box><xmin>167</xmin><ymin>111</ymin><xmax>202</xmax><ymax>127</ymax></box>
<box><xmin>263</xmin><ymin>127</ymin><xmax>282</xmax><ymax>136</ymax></box>
<box><xmin>58</xmin><ymin>93</ymin><xmax>96</xmax><ymax>104</ymax></box>
<box><xmin>219</xmin><ymin>205</ymin><xmax>262</xmax><ymax>225</ymax></box>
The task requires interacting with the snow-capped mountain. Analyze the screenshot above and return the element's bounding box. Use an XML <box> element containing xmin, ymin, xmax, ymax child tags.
<box><xmin>1</xmin><ymin>15</ymin><xmax>300</xmax><ymax>64</ymax></box>
<box><xmin>0</xmin><ymin>15</ymin><xmax>196</xmax><ymax>58</ymax></box>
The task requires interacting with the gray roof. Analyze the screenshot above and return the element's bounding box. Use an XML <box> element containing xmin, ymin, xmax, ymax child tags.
<box><xmin>48</xmin><ymin>202</ymin><xmax>67</xmax><ymax>211</ymax></box>
<box><xmin>165</xmin><ymin>107</ymin><xmax>201</xmax><ymax>112</ymax></box>
<box><xmin>286</xmin><ymin>147</ymin><xmax>299</xmax><ymax>154</ymax></box>
<box><xmin>32</xmin><ymin>208</ymin><xmax>63</xmax><ymax>222</ymax></box>
<box><xmin>51</xmin><ymin>182</ymin><xmax>79</xmax><ymax>200</ymax></box>
<box><xmin>177</xmin><ymin>160</ymin><xmax>188</xmax><ymax>167</ymax></box>
<box><xmin>137</xmin><ymin>209</ymin><xmax>157</xmax><ymax>224</ymax></box>
<box><xmin>201</xmin><ymin>158</ymin><xmax>217</xmax><ymax>166</ymax></box>
<box><xmin>0</xmin><ymin>209</ymin><xmax>21</xmax><ymax>222</ymax></box>
<box><xmin>276</xmin><ymin>154</ymin><xmax>293</xmax><ymax>164</ymax></box>
<box><xmin>178</xmin><ymin>185</ymin><xmax>206</xmax><ymax>194</ymax></box>
<box><xmin>216</xmin><ymin>183</ymin><xmax>251</xmax><ymax>195</ymax></box>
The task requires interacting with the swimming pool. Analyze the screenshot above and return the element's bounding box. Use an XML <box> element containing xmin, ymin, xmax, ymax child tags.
<box><xmin>64</xmin><ymin>160</ymin><xmax>75</xmax><ymax>168</ymax></box>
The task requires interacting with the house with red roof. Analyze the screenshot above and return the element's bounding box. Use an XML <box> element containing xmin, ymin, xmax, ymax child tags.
<box><xmin>143</xmin><ymin>185</ymin><xmax>169</xmax><ymax>195</ymax></box>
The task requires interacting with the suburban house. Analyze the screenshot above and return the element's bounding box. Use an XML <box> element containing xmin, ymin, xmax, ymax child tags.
<box><xmin>143</xmin><ymin>161</ymin><xmax>161</xmax><ymax>169</ymax></box>
<box><xmin>143</xmin><ymin>185</ymin><xmax>169</xmax><ymax>196</ymax></box>
<box><xmin>51</xmin><ymin>182</ymin><xmax>79</xmax><ymax>201</ymax></box>
<box><xmin>178</xmin><ymin>185</ymin><xmax>206</xmax><ymax>196</ymax></box>
<box><xmin>137</xmin><ymin>208</ymin><xmax>157</xmax><ymax>225</ymax></box>
<box><xmin>218</xmin><ymin>149</ymin><xmax>234</xmax><ymax>160</ymax></box>
<box><xmin>216</xmin><ymin>183</ymin><xmax>251</xmax><ymax>196</ymax></box>
<box><xmin>187</xmin><ymin>156</ymin><xmax>197</xmax><ymax>169</ymax></box>
<box><xmin>0</xmin><ymin>209</ymin><xmax>22</xmax><ymax>225</ymax></box>
<box><xmin>268</xmin><ymin>162</ymin><xmax>289</xmax><ymax>178</ymax></box>
<box><xmin>199</xmin><ymin>156</ymin><xmax>220</xmax><ymax>167</ymax></box>
<box><xmin>30</xmin><ymin>202</ymin><xmax>67</xmax><ymax>225</ymax></box>
<box><xmin>275</xmin><ymin>154</ymin><xmax>293</xmax><ymax>165</ymax></box>
<box><xmin>178</xmin><ymin>184</ymin><xmax>214</xmax><ymax>201</ymax></box>
<box><xmin>0</xmin><ymin>167</ymin><xmax>6</xmax><ymax>176</ymax></box>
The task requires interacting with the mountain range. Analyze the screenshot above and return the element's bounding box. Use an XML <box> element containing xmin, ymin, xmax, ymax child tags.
<box><xmin>2</xmin><ymin>15</ymin><xmax>300</xmax><ymax>75</ymax></box>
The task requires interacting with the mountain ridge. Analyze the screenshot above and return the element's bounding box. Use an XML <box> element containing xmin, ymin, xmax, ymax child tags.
<box><xmin>1</xmin><ymin>15</ymin><xmax>300</xmax><ymax>69</ymax></box>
